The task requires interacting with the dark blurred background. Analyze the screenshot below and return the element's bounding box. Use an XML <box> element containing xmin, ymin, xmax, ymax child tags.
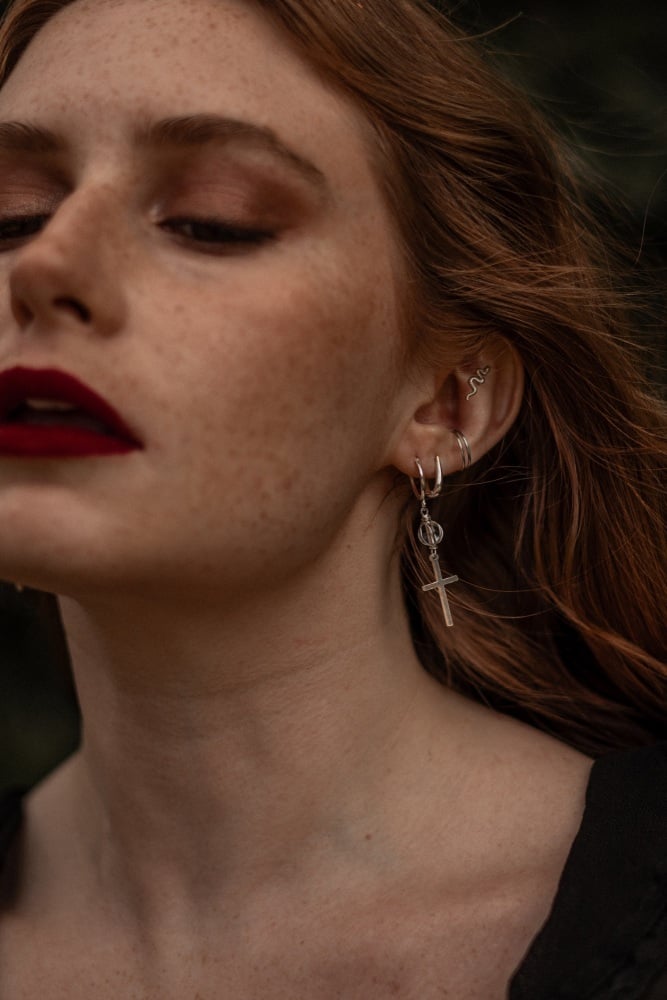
<box><xmin>0</xmin><ymin>0</ymin><xmax>665</xmax><ymax>792</ymax></box>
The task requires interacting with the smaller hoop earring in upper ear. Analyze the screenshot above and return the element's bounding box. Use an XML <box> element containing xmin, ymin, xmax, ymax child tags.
<box><xmin>410</xmin><ymin>455</ymin><xmax>443</xmax><ymax>500</ymax></box>
<box><xmin>453</xmin><ymin>430</ymin><xmax>472</xmax><ymax>470</ymax></box>
<box><xmin>466</xmin><ymin>366</ymin><xmax>491</xmax><ymax>401</ymax></box>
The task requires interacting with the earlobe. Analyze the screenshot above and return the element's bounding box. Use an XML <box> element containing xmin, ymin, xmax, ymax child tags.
<box><xmin>388</xmin><ymin>336</ymin><xmax>524</xmax><ymax>479</ymax></box>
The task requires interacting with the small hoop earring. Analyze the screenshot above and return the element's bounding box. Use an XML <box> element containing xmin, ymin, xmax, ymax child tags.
<box><xmin>453</xmin><ymin>430</ymin><xmax>472</xmax><ymax>470</ymax></box>
<box><xmin>410</xmin><ymin>455</ymin><xmax>443</xmax><ymax>500</ymax></box>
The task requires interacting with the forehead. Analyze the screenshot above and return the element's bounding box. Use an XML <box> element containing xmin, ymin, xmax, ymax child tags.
<box><xmin>0</xmin><ymin>0</ymin><xmax>381</xmax><ymax>197</ymax></box>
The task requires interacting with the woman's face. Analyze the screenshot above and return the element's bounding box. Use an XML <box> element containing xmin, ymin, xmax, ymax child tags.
<box><xmin>0</xmin><ymin>0</ymin><xmax>412</xmax><ymax>600</ymax></box>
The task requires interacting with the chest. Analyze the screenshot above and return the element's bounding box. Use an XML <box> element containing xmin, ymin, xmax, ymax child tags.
<box><xmin>0</xmin><ymin>887</ymin><xmax>543</xmax><ymax>1000</ymax></box>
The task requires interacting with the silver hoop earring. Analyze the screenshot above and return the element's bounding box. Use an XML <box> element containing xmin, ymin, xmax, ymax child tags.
<box><xmin>410</xmin><ymin>456</ymin><xmax>443</xmax><ymax>500</ymax></box>
<box><xmin>411</xmin><ymin>457</ymin><xmax>459</xmax><ymax>628</ymax></box>
<box><xmin>453</xmin><ymin>430</ymin><xmax>472</xmax><ymax>470</ymax></box>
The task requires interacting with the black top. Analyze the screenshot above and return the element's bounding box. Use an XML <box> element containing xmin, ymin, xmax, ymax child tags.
<box><xmin>510</xmin><ymin>741</ymin><xmax>667</xmax><ymax>1000</ymax></box>
<box><xmin>2</xmin><ymin>742</ymin><xmax>667</xmax><ymax>998</ymax></box>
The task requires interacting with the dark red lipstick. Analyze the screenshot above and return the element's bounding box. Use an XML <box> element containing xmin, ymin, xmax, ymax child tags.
<box><xmin>0</xmin><ymin>367</ymin><xmax>143</xmax><ymax>457</ymax></box>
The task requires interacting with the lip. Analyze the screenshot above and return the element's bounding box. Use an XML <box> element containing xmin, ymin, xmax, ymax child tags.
<box><xmin>0</xmin><ymin>366</ymin><xmax>143</xmax><ymax>458</ymax></box>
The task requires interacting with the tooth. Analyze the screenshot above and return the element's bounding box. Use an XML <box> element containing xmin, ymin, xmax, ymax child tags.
<box><xmin>25</xmin><ymin>398</ymin><xmax>78</xmax><ymax>412</ymax></box>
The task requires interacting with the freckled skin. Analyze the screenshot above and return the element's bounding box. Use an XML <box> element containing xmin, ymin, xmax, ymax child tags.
<box><xmin>0</xmin><ymin>0</ymin><xmax>409</xmax><ymax>601</ymax></box>
<box><xmin>0</xmin><ymin>6</ymin><xmax>591</xmax><ymax>998</ymax></box>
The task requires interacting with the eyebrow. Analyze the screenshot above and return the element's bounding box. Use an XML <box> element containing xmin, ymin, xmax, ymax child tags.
<box><xmin>0</xmin><ymin>113</ymin><xmax>331</xmax><ymax>198</ymax></box>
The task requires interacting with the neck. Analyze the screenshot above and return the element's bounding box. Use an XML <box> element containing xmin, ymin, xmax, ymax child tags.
<box><xmin>30</xmin><ymin>495</ymin><xmax>477</xmax><ymax>930</ymax></box>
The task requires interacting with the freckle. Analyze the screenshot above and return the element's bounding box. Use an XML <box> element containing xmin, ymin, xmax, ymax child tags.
<box><xmin>365</xmin><ymin>832</ymin><xmax>373</xmax><ymax>841</ymax></box>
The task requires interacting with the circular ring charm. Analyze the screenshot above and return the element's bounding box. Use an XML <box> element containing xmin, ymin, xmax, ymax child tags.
<box><xmin>418</xmin><ymin>519</ymin><xmax>444</xmax><ymax>547</ymax></box>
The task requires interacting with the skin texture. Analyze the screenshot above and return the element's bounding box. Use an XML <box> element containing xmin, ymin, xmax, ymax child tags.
<box><xmin>0</xmin><ymin>0</ymin><xmax>411</xmax><ymax>600</ymax></box>
<box><xmin>0</xmin><ymin>1</ymin><xmax>591</xmax><ymax>996</ymax></box>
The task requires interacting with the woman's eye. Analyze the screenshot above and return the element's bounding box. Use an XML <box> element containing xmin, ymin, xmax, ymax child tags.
<box><xmin>0</xmin><ymin>214</ymin><xmax>274</xmax><ymax>252</ymax></box>
<box><xmin>161</xmin><ymin>217</ymin><xmax>274</xmax><ymax>250</ymax></box>
<box><xmin>0</xmin><ymin>214</ymin><xmax>50</xmax><ymax>244</ymax></box>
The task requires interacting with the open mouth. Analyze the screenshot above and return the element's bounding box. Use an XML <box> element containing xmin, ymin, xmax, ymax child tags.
<box><xmin>5</xmin><ymin>398</ymin><xmax>117</xmax><ymax>435</ymax></box>
<box><xmin>0</xmin><ymin>367</ymin><xmax>144</xmax><ymax>457</ymax></box>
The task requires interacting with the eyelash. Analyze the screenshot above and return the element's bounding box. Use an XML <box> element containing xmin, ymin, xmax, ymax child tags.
<box><xmin>0</xmin><ymin>215</ymin><xmax>51</xmax><ymax>245</ymax></box>
<box><xmin>162</xmin><ymin>217</ymin><xmax>274</xmax><ymax>250</ymax></box>
<box><xmin>0</xmin><ymin>214</ymin><xmax>274</xmax><ymax>252</ymax></box>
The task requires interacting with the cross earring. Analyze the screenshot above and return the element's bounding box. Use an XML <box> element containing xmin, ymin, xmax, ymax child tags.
<box><xmin>411</xmin><ymin>457</ymin><xmax>459</xmax><ymax>627</ymax></box>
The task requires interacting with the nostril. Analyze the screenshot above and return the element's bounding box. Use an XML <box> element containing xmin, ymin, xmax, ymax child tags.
<box><xmin>54</xmin><ymin>297</ymin><xmax>90</xmax><ymax>322</ymax></box>
<box><xmin>11</xmin><ymin>298</ymin><xmax>32</xmax><ymax>327</ymax></box>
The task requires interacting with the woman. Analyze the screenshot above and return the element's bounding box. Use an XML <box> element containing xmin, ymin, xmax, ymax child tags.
<box><xmin>0</xmin><ymin>0</ymin><xmax>665</xmax><ymax>996</ymax></box>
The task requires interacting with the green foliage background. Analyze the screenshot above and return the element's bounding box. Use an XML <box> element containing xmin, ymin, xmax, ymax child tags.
<box><xmin>0</xmin><ymin>0</ymin><xmax>665</xmax><ymax>791</ymax></box>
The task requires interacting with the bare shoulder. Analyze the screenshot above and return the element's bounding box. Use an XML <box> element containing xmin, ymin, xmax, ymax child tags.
<box><xmin>377</xmin><ymin>708</ymin><xmax>597</xmax><ymax>997</ymax></box>
<box><xmin>317</xmin><ymin>717</ymin><xmax>594</xmax><ymax>999</ymax></box>
<box><xmin>485</xmin><ymin>707</ymin><xmax>595</xmax><ymax>801</ymax></box>
<box><xmin>455</xmin><ymin>702</ymin><xmax>595</xmax><ymax>878</ymax></box>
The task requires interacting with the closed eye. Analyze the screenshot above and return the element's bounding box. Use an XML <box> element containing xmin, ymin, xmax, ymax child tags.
<box><xmin>160</xmin><ymin>217</ymin><xmax>275</xmax><ymax>250</ymax></box>
<box><xmin>0</xmin><ymin>214</ymin><xmax>50</xmax><ymax>246</ymax></box>
<box><xmin>0</xmin><ymin>214</ymin><xmax>275</xmax><ymax>253</ymax></box>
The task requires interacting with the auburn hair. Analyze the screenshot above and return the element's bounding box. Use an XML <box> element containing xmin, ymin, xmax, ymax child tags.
<box><xmin>1</xmin><ymin>0</ymin><xmax>665</xmax><ymax>756</ymax></box>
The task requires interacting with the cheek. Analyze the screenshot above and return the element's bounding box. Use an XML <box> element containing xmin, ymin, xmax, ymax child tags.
<box><xmin>148</xmin><ymin>245</ymin><xmax>400</xmax><ymax>479</ymax></box>
<box><xmin>120</xmin><ymin>244</ymin><xmax>402</xmax><ymax>573</ymax></box>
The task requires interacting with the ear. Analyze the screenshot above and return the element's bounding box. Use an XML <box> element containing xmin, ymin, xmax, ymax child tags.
<box><xmin>386</xmin><ymin>336</ymin><xmax>524</xmax><ymax>481</ymax></box>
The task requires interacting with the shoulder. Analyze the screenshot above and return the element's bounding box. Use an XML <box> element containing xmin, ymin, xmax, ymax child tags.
<box><xmin>510</xmin><ymin>741</ymin><xmax>667</xmax><ymax>1000</ymax></box>
<box><xmin>449</xmin><ymin>706</ymin><xmax>596</xmax><ymax>883</ymax></box>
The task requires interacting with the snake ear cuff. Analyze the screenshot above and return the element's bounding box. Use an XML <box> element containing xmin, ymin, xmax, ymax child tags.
<box><xmin>410</xmin><ymin>457</ymin><xmax>459</xmax><ymax>628</ymax></box>
<box><xmin>466</xmin><ymin>366</ymin><xmax>491</xmax><ymax>401</ymax></box>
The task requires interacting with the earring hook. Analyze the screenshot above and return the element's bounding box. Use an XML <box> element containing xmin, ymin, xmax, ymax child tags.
<box><xmin>411</xmin><ymin>456</ymin><xmax>443</xmax><ymax>500</ymax></box>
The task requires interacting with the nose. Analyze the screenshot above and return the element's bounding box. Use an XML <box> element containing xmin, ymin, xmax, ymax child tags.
<box><xmin>6</xmin><ymin>186</ymin><xmax>127</xmax><ymax>340</ymax></box>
